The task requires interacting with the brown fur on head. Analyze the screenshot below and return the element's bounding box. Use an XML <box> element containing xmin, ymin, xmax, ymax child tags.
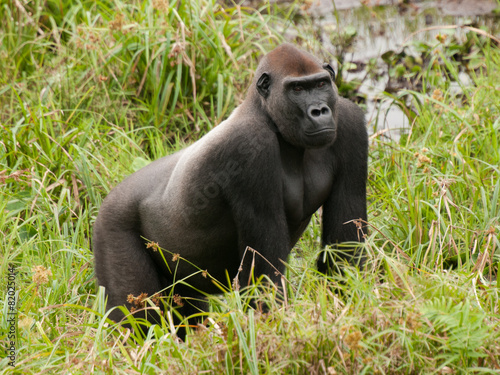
<box><xmin>256</xmin><ymin>43</ymin><xmax>324</xmax><ymax>78</ymax></box>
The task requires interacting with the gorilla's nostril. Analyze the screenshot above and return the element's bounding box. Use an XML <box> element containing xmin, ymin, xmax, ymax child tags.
<box><xmin>311</xmin><ymin>109</ymin><xmax>321</xmax><ymax>117</ymax></box>
<box><xmin>321</xmin><ymin>107</ymin><xmax>330</xmax><ymax>115</ymax></box>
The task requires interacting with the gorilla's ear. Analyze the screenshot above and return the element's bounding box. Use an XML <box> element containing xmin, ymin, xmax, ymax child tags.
<box><xmin>256</xmin><ymin>72</ymin><xmax>270</xmax><ymax>98</ymax></box>
<box><xmin>322</xmin><ymin>63</ymin><xmax>336</xmax><ymax>82</ymax></box>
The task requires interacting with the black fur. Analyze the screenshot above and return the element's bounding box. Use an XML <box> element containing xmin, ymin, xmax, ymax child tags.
<box><xmin>93</xmin><ymin>43</ymin><xmax>368</xmax><ymax>332</ymax></box>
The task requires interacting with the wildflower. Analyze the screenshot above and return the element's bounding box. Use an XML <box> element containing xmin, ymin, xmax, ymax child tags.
<box><xmin>152</xmin><ymin>0</ymin><xmax>169</xmax><ymax>12</ymax></box>
<box><xmin>435</xmin><ymin>33</ymin><xmax>447</xmax><ymax>43</ymax></box>
<box><xmin>414</xmin><ymin>151</ymin><xmax>431</xmax><ymax>168</ymax></box>
<box><xmin>88</xmin><ymin>32</ymin><xmax>100</xmax><ymax>44</ymax></box>
<box><xmin>431</xmin><ymin>89</ymin><xmax>444</xmax><ymax>101</ymax></box>
<box><xmin>32</xmin><ymin>265</ymin><xmax>52</xmax><ymax>285</ymax></box>
<box><xmin>18</xmin><ymin>316</ymin><xmax>35</xmax><ymax>330</ymax></box>
<box><xmin>344</xmin><ymin>330</ymin><xmax>363</xmax><ymax>351</ymax></box>
<box><xmin>127</xmin><ymin>292</ymin><xmax>148</xmax><ymax>308</ymax></box>
<box><xmin>109</xmin><ymin>14</ymin><xmax>124</xmax><ymax>31</ymax></box>
<box><xmin>146</xmin><ymin>241</ymin><xmax>160</xmax><ymax>251</ymax></box>
<box><xmin>173</xmin><ymin>294</ymin><xmax>184</xmax><ymax>307</ymax></box>
<box><xmin>151</xmin><ymin>295</ymin><xmax>161</xmax><ymax>307</ymax></box>
<box><xmin>406</xmin><ymin>312</ymin><xmax>422</xmax><ymax>330</ymax></box>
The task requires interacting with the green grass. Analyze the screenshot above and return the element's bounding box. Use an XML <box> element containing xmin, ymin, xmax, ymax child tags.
<box><xmin>1</xmin><ymin>0</ymin><xmax>499</xmax><ymax>373</ymax></box>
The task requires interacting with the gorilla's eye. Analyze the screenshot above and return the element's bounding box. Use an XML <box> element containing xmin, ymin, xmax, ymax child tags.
<box><xmin>293</xmin><ymin>85</ymin><xmax>303</xmax><ymax>92</ymax></box>
<box><xmin>317</xmin><ymin>81</ymin><xmax>326</xmax><ymax>88</ymax></box>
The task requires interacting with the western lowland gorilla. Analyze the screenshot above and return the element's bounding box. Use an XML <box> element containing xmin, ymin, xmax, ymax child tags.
<box><xmin>93</xmin><ymin>43</ymin><xmax>368</xmax><ymax>333</ymax></box>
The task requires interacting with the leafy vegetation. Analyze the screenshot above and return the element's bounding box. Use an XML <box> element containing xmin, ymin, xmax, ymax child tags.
<box><xmin>1</xmin><ymin>0</ymin><xmax>499</xmax><ymax>374</ymax></box>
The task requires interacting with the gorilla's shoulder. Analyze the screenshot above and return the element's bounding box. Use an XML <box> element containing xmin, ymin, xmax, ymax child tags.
<box><xmin>207</xmin><ymin>114</ymin><xmax>278</xmax><ymax>150</ymax></box>
<box><xmin>336</xmin><ymin>97</ymin><xmax>367</xmax><ymax>142</ymax></box>
<box><xmin>337</xmin><ymin>98</ymin><xmax>365</xmax><ymax>125</ymax></box>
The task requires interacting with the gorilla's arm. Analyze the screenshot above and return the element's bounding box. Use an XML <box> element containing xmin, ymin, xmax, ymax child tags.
<box><xmin>225</xmin><ymin>129</ymin><xmax>291</xmax><ymax>287</ymax></box>
<box><xmin>317</xmin><ymin>98</ymin><xmax>368</xmax><ymax>273</ymax></box>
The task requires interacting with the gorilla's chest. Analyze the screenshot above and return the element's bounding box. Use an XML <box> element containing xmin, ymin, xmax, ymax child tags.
<box><xmin>281</xmin><ymin>151</ymin><xmax>334</xmax><ymax>224</ymax></box>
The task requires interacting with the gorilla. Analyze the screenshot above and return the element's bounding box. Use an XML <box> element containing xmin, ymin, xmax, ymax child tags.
<box><xmin>93</xmin><ymin>43</ymin><xmax>368</xmax><ymax>331</ymax></box>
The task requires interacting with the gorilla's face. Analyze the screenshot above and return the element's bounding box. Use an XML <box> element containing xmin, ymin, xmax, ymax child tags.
<box><xmin>280</xmin><ymin>70</ymin><xmax>337</xmax><ymax>148</ymax></box>
<box><xmin>255</xmin><ymin>47</ymin><xmax>339</xmax><ymax>149</ymax></box>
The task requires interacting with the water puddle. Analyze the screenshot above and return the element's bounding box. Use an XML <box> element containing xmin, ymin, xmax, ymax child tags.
<box><xmin>301</xmin><ymin>0</ymin><xmax>500</xmax><ymax>140</ymax></box>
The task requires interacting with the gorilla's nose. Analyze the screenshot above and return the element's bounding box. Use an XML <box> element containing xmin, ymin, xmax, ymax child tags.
<box><xmin>308</xmin><ymin>105</ymin><xmax>331</xmax><ymax>119</ymax></box>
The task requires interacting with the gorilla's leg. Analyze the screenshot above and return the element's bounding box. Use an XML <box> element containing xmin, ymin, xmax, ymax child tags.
<box><xmin>93</xmin><ymin>224</ymin><xmax>166</xmax><ymax>326</ymax></box>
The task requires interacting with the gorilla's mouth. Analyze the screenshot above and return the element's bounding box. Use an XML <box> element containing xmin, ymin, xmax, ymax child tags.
<box><xmin>305</xmin><ymin>128</ymin><xmax>335</xmax><ymax>136</ymax></box>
